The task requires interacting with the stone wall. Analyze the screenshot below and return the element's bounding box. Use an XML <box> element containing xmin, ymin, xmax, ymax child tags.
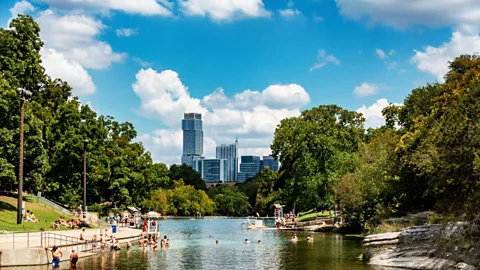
<box><xmin>364</xmin><ymin>223</ymin><xmax>478</xmax><ymax>270</ymax></box>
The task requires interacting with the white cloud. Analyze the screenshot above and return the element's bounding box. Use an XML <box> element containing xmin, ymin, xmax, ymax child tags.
<box><xmin>411</xmin><ymin>31</ymin><xmax>480</xmax><ymax>81</ymax></box>
<box><xmin>133</xmin><ymin>68</ymin><xmax>206</xmax><ymax>126</ymax></box>
<box><xmin>134</xmin><ymin>68</ymin><xmax>308</xmax><ymax>164</ymax></box>
<box><xmin>313</xmin><ymin>14</ymin><xmax>324</xmax><ymax>22</ymax></box>
<box><xmin>287</xmin><ymin>0</ymin><xmax>294</xmax><ymax>8</ymax></box>
<box><xmin>353</xmin><ymin>82</ymin><xmax>380</xmax><ymax>97</ymax></box>
<box><xmin>357</xmin><ymin>98</ymin><xmax>402</xmax><ymax>129</ymax></box>
<box><xmin>386</xmin><ymin>61</ymin><xmax>398</xmax><ymax>70</ymax></box>
<box><xmin>376</xmin><ymin>49</ymin><xmax>386</xmax><ymax>59</ymax></box>
<box><xmin>116</xmin><ymin>28</ymin><xmax>138</xmax><ymax>37</ymax></box>
<box><xmin>40</xmin><ymin>0</ymin><xmax>172</xmax><ymax>16</ymax></box>
<box><xmin>41</xmin><ymin>48</ymin><xmax>96</xmax><ymax>95</ymax></box>
<box><xmin>133</xmin><ymin>57</ymin><xmax>152</xmax><ymax>67</ymax></box>
<box><xmin>10</xmin><ymin>1</ymin><xmax>35</xmax><ymax>17</ymax></box>
<box><xmin>179</xmin><ymin>0</ymin><xmax>270</xmax><ymax>21</ymax></box>
<box><xmin>335</xmin><ymin>0</ymin><xmax>480</xmax><ymax>31</ymax></box>
<box><xmin>389</xmin><ymin>49</ymin><xmax>396</xmax><ymax>56</ymax></box>
<box><xmin>279</xmin><ymin>9</ymin><xmax>301</xmax><ymax>17</ymax></box>
<box><xmin>36</xmin><ymin>10</ymin><xmax>126</xmax><ymax>70</ymax></box>
<box><xmin>309</xmin><ymin>49</ymin><xmax>340</xmax><ymax>71</ymax></box>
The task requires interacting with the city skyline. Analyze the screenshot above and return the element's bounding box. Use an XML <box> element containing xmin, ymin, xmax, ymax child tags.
<box><xmin>3</xmin><ymin>0</ymin><xmax>472</xmax><ymax>166</ymax></box>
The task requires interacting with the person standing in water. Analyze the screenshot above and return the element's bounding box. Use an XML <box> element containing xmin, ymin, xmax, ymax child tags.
<box><xmin>45</xmin><ymin>246</ymin><xmax>63</xmax><ymax>269</ymax></box>
<box><xmin>70</xmin><ymin>249</ymin><xmax>79</xmax><ymax>268</ymax></box>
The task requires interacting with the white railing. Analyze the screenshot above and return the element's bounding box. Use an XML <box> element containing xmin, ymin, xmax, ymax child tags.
<box><xmin>37</xmin><ymin>196</ymin><xmax>71</xmax><ymax>215</ymax></box>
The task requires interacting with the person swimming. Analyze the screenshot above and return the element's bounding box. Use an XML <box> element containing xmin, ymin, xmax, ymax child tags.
<box><xmin>258</xmin><ymin>240</ymin><xmax>261</xmax><ymax>244</ymax></box>
<box><xmin>291</xmin><ymin>235</ymin><xmax>298</xmax><ymax>242</ymax></box>
<box><xmin>45</xmin><ymin>246</ymin><xmax>63</xmax><ymax>269</ymax></box>
<box><xmin>188</xmin><ymin>233</ymin><xmax>192</xmax><ymax>238</ymax></box>
<box><xmin>215</xmin><ymin>240</ymin><xmax>219</xmax><ymax>244</ymax></box>
<box><xmin>307</xmin><ymin>235</ymin><xmax>314</xmax><ymax>243</ymax></box>
<box><xmin>245</xmin><ymin>239</ymin><xmax>250</xmax><ymax>244</ymax></box>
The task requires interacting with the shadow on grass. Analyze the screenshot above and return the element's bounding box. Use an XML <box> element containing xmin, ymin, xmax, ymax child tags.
<box><xmin>0</xmin><ymin>200</ymin><xmax>17</xmax><ymax>212</ymax></box>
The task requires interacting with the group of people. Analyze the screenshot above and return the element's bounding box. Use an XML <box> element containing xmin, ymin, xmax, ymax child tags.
<box><xmin>51</xmin><ymin>216</ymin><xmax>86</xmax><ymax>230</ymax></box>
<box><xmin>24</xmin><ymin>210</ymin><xmax>39</xmax><ymax>222</ymax></box>
<box><xmin>44</xmin><ymin>246</ymin><xmax>79</xmax><ymax>269</ymax></box>
<box><xmin>276</xmin><ymin>211</ymin><xmax>298</xmax><ymax>228</ymax></box>
<box><xmin>138</xmin><ymin>234</ymin><xmax>170</xmax><ymax>251</ymax></box>
<box><xmin>290</xmin><ymin>234</ymin><xmax>314</xmax><ymax>243</ymax></box>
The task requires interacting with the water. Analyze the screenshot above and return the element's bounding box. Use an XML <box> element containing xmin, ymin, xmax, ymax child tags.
<box><xmin>13</xmin><ymin>219</ymin><xmax>395</xmax><ymax>269</ymax></box>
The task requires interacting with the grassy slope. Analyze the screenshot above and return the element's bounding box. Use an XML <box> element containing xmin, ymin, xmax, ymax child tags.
<box><xmin>0</xmin><ymin>195</ymin><xmax>76</xmax><ymax>232</ymax></box>
<box><xmin>297</xmin><ymin>211</ymin><xmax>331</xmax><ymax>222</ymax></box>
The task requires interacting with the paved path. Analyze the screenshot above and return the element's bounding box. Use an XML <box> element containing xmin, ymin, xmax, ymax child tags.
<box><xmin>0</xmin><ymin>226</ymin><xmax>142</xmax><ymax>250</ymax></box>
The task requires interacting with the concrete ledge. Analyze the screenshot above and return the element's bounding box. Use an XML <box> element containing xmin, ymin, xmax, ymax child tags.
<box><xmin>0</xmin><ymin>248</ymin><xmax>97</xmax><ymax>267</ymax></box>
<box><xmin>0</xmin><ymin>249</ymin><xmax>49</xmax><ymax>267</ymax></box>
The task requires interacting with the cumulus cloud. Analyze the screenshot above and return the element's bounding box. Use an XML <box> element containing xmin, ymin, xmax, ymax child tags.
<box><xmin>10</xmin><ymin>1</ymin><xmax>35</xmax><ymax>17</ymax></box>
<box><xmin>357</xmin><ymin>98</ymin><xmax>402</xmax><ymax>129</ymax></box>
<box><xmin>335</xmin><ymin>0</ymin><xmax>480</xmax><ymax>31</ymax></box>
<box><xmin>39</xmin><ymin>0</ymin><xmax>172</xmax><ymax>16</ymax></box>
<box><xmin>179</xmin><ymin>0</ymin><xmax>270</xmax><ymax>21</ymax></box>
<box><xmin>353</xmin><ymin>82</ymin><xmax>380</xmax><ymax>97</ymax></box>
<box><xmin>37</xmin><ymin>10</ymin><xmax>126</xmax><ymax>70</ymax></box>
<box><xmin>41</xmin><ymin>48</ymin><xmax>96</xmax><ymax>95</ymax></box>
<box><xmin>411</xmin><ymin>31</ymin><xmax>480</xmax><ymax>81</ymax></box>
<box><xmin>134</xmin><ymin>68</ymin><xmax>309</xmax><ymax>164</ymax></box>
<box><xmin>309</xmin><ymin>49</ymin><xmax>340</xmax><ymax>71</ymax></box>
<box><xmin>116</xmin><ymin>28</ymin><xmax>138</xmax><ymax>37</ymax></box>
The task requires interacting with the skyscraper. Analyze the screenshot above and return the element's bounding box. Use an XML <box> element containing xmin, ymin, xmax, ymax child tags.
<box><xmin>195</xmin><ymin>159</ymin><xmax>228</xmax><ymax>183</ymax></box>
<box><xmin>181</xmin><ymin>113</ymin><xmax>203</xmax><ymax>168</ymax></box>
<box><xmin>238</xmin><ymin>156</ymin><xmax>262</xmax><ymax>182</ymax></box>
<box><xmin>263</xmin><ymin>155</ymin><xmax>279</xmax><ymax>171</ymax></box>
<box><xmin>215</xmin><ymin>139</ymin><xmax>238</xmax><ymax>182</ymax></box>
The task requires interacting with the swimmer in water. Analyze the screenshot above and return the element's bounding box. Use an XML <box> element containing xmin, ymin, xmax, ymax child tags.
<box><xmin>292</xmin><ymin>235</ymin><xmax>298</xmax><ymax>242</ymax></box>
<box><xmin>258</xmin><ymin>240</ymin><xmax>261</xmax><ymax>244</ymax></box>
<box><xmin>215</xmin><ymin>240</ymin><xmax>219</xmax><ymax>244</ymax></box>
<box><xmin>188</xmin><ymin>233</ymin><xmax>192</xmax><ymax>238</ymax></box>
<box><xmin>245</xmin><ymin>239</ymin><xmax>250</xmax><ymax>244</ymax></box>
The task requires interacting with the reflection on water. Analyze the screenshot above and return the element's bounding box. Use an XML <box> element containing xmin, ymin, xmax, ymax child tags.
<box><xmin>8</xmin><ymin>219</ymin><xmax>397</xmax><ymax>270</ymax></box>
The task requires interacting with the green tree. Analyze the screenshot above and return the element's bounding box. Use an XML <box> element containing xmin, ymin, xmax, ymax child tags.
<box><xmin>169</xmin><ymin>164</ymin><xmax>206</xmax><ymax>190</ymax></box>
<box><xmin>271</xmin><ymin>105</ymin><xmax>364</xmax><ymax>212</ymax></box>
<box><xmin>208</xmin><ymin>185</ymin><xmax>251</xmax><ymax>216</ymax></box>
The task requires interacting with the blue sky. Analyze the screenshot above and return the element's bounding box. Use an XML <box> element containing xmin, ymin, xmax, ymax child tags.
<box><xmin>1</xmin><ymin>0</ymin><xmax>479</xmax><ymax>164</ymax></box>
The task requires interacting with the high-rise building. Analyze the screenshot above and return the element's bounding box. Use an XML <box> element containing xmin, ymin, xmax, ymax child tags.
<box><xmin>181</xmin><ymin>113</ymin><xmax>203</xmax><ymax>169</ymax></box>
<box><xmin>216</xmin><ymin>139</ymin><xmax>238</xmax><ymax>182</ymax></box>
<box><xmin>238</xmin><ymin>156</ymin><xmax>262</xmax><ymax>182</ymax></box>
<box><xmin>195</xmin><ymin>159</ymin><xmax>227</xmax><ymax>183</ymax></box>
<box><xmin>263</xmin><ymin>155</ymin><xmax>279</xmax><ymax>171</ymax></box>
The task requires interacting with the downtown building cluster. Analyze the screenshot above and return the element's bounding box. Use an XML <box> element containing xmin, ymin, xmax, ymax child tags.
<box><xmin>180</xmin><ymin>113</ymin><xmax>279</xmax><ymax>183</ymax></box>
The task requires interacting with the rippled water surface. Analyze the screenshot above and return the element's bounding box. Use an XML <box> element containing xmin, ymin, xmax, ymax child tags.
<box><xmin>18</xmin><ymin>219</ymin><xmax>394</xmax><ymax>269</ymax></box>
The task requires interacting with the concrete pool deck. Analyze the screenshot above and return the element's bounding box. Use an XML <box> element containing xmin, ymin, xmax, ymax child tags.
<box><xmin>0</xmin><ymin>226</ymin><xmax>142</xmax><ymax>267</ymax></box>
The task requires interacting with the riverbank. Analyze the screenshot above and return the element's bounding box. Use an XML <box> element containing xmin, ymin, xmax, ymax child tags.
<box><xmin>363</xmin><ymin>222</ymin><xmax>479</xmax><ymax>270</ymax></box>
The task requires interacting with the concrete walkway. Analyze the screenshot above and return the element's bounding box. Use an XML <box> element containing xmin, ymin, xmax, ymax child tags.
<box><xmin>0</xmin><ymin>226</ymin><xmax>142</xmax><ymax>249</ymax></box>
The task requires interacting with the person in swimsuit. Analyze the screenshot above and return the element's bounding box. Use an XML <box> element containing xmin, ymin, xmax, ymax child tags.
<box><xmin>80</xmin><ymin>228</ymin><xmax>85</xmax><ymax>240</ymax></box>
<box><xmin>70</xmin><ymin>250</ymin><xmax>78</xmax><ymax>268</ymax></box>
<box><xmin>45</xmin><ymin>245</ymin><xmax>63</xmax><ymax>269</ymax></box>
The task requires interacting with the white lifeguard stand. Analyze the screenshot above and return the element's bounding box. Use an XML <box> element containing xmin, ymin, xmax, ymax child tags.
<box><xmin>274</xmin><ymin>204</ymin><xmax>283</xmax><ymax>221</ymax></box>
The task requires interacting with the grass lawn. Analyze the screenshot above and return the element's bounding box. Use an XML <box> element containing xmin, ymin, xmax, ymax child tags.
<box><xmin>0</xmin><ymin>195</ymin><xmax>76</xmax><ymax>232</ymax></box>
<box><xmin>297</xmin><ymin>211</ymin><xmax>331</xmax><ymax>222</ymax></box>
